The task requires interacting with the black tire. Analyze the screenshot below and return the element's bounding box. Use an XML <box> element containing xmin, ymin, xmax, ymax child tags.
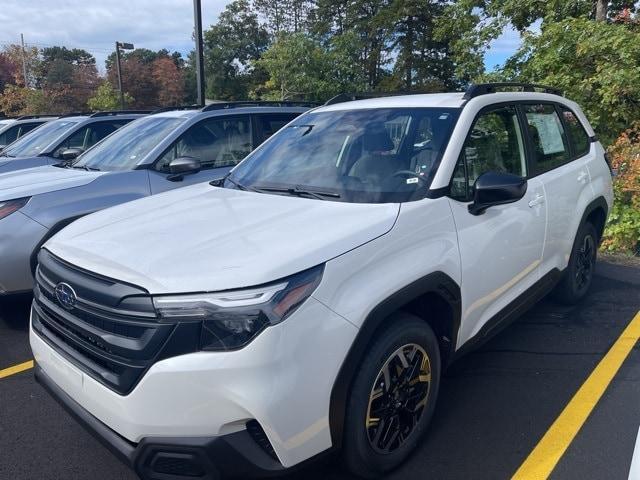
<box><xmin>552</xmin><ymin>221</ymin><xmax>598</xmax><ymax>305</ymax></box>
<box><xmin>343</xmin><ymin>313</ymin><xmax>441</xmax><ymax>478</ymax></box>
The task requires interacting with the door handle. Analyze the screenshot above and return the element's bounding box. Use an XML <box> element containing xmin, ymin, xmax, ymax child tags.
<box><xmin>528</xmin><ymin>194</ymin><xmax>545</xmax><ymax>208</ymax></box>
<box><xmin>577</xmin><ymin>171</ymin><xmax>589</xmax><ymax>183</ymax></box>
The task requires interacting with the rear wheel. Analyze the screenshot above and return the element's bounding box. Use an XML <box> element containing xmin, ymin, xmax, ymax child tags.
<box><xmin>553</xmin><ymin>222</ymin><xmax>598</xmax><ymax>305</ymax></box>
<box><xmin>343</xmin><ymin>313</ymin><xmax>441</xmax><ymax>478</ymax></box>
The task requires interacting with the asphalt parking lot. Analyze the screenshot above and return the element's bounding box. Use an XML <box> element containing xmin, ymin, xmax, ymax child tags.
<box><xmin>1</xmin><ymin>257</ymin><xmax>639</xmax><ymax>480</ymax></box>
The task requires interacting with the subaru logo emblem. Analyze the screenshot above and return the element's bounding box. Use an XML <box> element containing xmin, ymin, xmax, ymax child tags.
<box><xmin>54</xmin><ymin>282</ymin><xmax>77</xmax><ymax>310</ymax></box>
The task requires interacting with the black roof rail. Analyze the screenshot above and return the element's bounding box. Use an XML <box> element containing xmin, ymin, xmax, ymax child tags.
<box><xmin>15</xmin><ymin>114</ymin><xmax>58</xmax><ymax>120</ymax></box>
<box><xmin>151</xmin><ymin>105</ymin><xmax>202</xmax><ymax>114</ymax></box>
<box><xmin>90</xmin><ymin>110</ymin><xmax>152</xmax><ymax>117</ymax></box>
<box><xmin>201</xmin><ymin>101</ymin><xmax>319</xmax><ymax>112</ymax></box>
<box><xmin>59</xmin><ymin>111</ymin><xmax>94</xmax><ymax>118</ymax></box>
<box><xmin>463</xmin><ymin>82</ymin><xmax>563</xmax><ymax>100</ymax></box>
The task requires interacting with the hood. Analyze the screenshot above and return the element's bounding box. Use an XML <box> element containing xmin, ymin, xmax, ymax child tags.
<box><xmin>46</xmin><ymin>183</ymin><xmax>400</xmax><ymax>294</ymax></box>
<box><xmin>0</xmin><ymin>165</ymin><xmax>105</xmax><ymax>201</ymax></box>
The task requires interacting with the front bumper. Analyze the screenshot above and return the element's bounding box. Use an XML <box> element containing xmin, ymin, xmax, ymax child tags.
<box><xmin>35</xmin><ymin>365</ymin><xmax>286</xmax><ymax>480</ymax></box>
<box><xmin>0</xmin><ymin>211</ymin><xmax>47</xmax><ymax>294</ymax></box>
<box><xmin>30</xmin><ymin>296</ymin><xmax>359</xmax><ymax>470</ymax></box>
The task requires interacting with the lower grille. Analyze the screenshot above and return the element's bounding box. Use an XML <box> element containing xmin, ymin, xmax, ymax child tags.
<box><xmin>32</xmin><ymin>249</ymin><xmax>200</xmax><ymax>394</ymax></box>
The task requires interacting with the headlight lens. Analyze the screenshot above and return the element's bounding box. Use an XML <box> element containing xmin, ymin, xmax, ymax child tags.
<box><xmin>0</xmin><ymin>197</ymin><xmax>30</xmax><ymax>220</ymax></box>
<box><xmin>152</xmin><ymin>264</ymin><xmax>324</xmax><ymax>351</ymax></box>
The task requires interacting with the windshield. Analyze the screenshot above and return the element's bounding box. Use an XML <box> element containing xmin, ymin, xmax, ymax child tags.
<box><xmin>3</xmin><ymin>119</ymin><xmax>79</xmax><ymax>157</ymax></box>
<box><xmin>227</xmin><ymin>108</ymin><xmax>459</xmax><ymax>203</ymax></box>
<box><xmin>74</xmin><ymin>116</ymin><xmax>185</xmax><ymax>171</ymax></box>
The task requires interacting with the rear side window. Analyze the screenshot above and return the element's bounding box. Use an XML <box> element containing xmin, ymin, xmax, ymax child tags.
<box><xmin>560</xmin><ymin>106</ymin><xmax>590</xmax><ymax>158</ymax></box>
<box><xmin>523</xmin><ymin>104</ymin><xmax>570</xmax><ymax>174</ymax></box>
<box><xmin>19</xmin><ymin>122</ymin><xmax>41</xmax><ymax>137</ymax></box>
<box><xmin>255</xmin><ymin>113</ymin><xmax>299</xmax><ymax>145</ymax></box>
<box><xmin>0</xmin><ymin>125</ymin><xmax>20</xmax><ymax>145</ymax></box>
<box><xmin>450</xmin><ymin>105</ymin><xmax>527</xmax><ymax>201</ymax></box>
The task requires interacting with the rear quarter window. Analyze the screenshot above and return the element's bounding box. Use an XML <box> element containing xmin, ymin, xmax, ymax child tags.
<box><xmin>560</xmin><ymin>106</ymin><xmax>590</xmax><ymax>158</ymax></box>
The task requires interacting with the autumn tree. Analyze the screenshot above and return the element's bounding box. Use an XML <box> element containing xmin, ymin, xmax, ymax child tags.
<box><xmin>152</xmin><ymin>57</ymin><xmax>184</xmax><ymax>106</ymax></box>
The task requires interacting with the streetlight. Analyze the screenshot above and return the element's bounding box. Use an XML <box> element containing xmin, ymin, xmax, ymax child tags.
<box><xmin>115</xmin><ymin>41</ymin><xmax>135</xmax><ymax>110</ymax></box>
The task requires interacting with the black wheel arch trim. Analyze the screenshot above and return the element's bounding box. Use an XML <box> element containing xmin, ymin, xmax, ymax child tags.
<box><xmin>328</xmin><ymin>271</ymin><xmax>461</xmax><ymax>449</ymax></box>
<box><xmin>579</xmin><ymin>196</ymin><xmax>608</xmax><ymax>243</ymax></box>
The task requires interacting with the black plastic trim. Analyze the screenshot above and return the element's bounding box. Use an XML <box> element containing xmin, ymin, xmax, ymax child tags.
<box><xmin>328</xmin><ymin>271</ymin><xmax>461</xmax><ymax>449</ymax></box>
<box><xmin>451</xmin><ymin>268</ymin><xmax>562</xmax><ymax>361</ymax></box>
<box><xmin>35</xmin><ymin>365</ymin><xmax>290</xmax><ymax>479</ymax></box>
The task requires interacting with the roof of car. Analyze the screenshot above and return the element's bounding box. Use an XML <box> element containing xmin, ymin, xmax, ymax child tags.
<box><xmin>315</xmin><ymin>90</ymin><xmax>572</xmax><ymax>113</ymax></box>
<box><xmin>151</xmin><ymin>105</ymin><xmax>312</xmax><ymax>119</ymax></box>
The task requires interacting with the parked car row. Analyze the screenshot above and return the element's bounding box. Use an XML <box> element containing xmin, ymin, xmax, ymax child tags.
<box><xmin>1</xmin><ymin>85</ymin><xmax>614</xmax><ymax>480</ymax></box>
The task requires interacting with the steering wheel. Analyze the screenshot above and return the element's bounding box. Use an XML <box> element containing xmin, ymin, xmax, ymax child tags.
<box><xmin>392</xmin><ymin>170</ymin><xmax>428</xmax><ymax>184</ymax></box>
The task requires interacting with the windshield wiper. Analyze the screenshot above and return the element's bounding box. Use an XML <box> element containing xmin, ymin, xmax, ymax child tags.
<box><xmin>256</xmin><ymin>185</ymin><xmax>341</xmax><ymax>200</ymax></box>
<box><xmin>223</xmin><ymin>176</ymin><xmax>260</xmax><ymax>193</ymax></box>
<box><xmin>71</xmin><ymin>164</ymin><xmax>100</xmax><ymax>171</ymax></box>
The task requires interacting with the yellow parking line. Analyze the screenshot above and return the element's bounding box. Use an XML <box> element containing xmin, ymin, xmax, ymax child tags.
<box><xmin>513</xmin><ymin>311</ymin><xmax>640</xmax><ymax>479</ymax></box>
<box><xmin>0</xmin><ymin>360</ymin><xmax>34</xmax><ymax>379</ymax></box>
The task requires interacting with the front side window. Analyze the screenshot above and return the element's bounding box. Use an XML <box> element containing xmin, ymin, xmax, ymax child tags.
<box><xmin>451</xmin><ymin>105</ymin><xmax>527</xmax><ymax>201</ymax></box>
<box><xmin>523</xmin><ymin>104</ymin><xmax>570</xmax><ymax>174</ymax></box>
<box><xmin>560</xmin><ymin>106</ymin><xmax>590</xmax><ymax>158</ymax></box>
<box><xmin>18</xmin><ymin>122</ymin><xmax>42</xmax><ymax>137</ymax></box>
<box><xmin>156</xmin><ymin>116</ymin><xmax>252</xmax><ymax>172</ymax></box>
<box><xmin>74</xmin><ymin>116</ymin><xmax>186</xmax><ymax>171</ymax></box>
<box><xmin>3</xmin><ymin>119</ymin><xmax>79</xmax><ymax>157</ymax></box>
<box><xmin>227</xmin><ymin>108</ymin><xmax>459</xmax><ymax>203</ymax></box>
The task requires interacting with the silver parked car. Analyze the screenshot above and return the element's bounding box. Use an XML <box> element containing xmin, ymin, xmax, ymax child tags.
<box><xmin>0</xmin><ymin>111</ymin><xmax>148</xmax><ymax>173</ymax></box>
<box><xmin>0</xmin><ymin>115</ymin><xmax>58</xmax><ymax>151</ymax></box>
<box><xmin>0</xmin><ymin>102</ymin><xmax>311</xmax><ymax>295</ymax></box>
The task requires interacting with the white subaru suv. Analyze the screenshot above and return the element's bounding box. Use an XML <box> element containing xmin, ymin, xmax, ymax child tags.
<box><xmin>30</xmin><ymin>84</ymin><xmax>613</xmax><ymax>480</ymax></box>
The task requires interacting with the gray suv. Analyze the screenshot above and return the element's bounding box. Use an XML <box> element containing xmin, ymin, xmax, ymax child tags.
<box><xmin>0</xmin><ymin>102</ymin><xmax>311</xmax><ymax>295</ymax></box>
<box><xmin>0</xmin><ymin>111</ymin><xmax>148</xmax><ymax>173</ymax></box>
<box><xmin>0</xmin><ymin>115</ymin><xmax>58</xmax><ymax>150</ymax></box>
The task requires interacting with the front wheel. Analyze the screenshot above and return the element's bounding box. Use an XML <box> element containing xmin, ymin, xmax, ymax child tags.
<box><xmin>342</xmin><ymin>313</ymin><xmax>441</xmax><ymax>478</ymax></box>
<box><xmin>553</xmin><ymin>222</ymin><xmax>598</xmax><ymax>305</ymax></box>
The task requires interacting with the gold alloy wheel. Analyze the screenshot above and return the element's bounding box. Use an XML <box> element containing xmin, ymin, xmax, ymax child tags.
<box><xmin>365</xmin><ymin>343</ymin><xmax>432</xmax><ymax>454</ymax></box>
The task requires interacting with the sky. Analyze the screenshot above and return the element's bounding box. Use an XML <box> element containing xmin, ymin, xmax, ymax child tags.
<box><xmin>0</xmin><ymin>0</ymin><xmax>521</xmax><ymax>73</ymax></box>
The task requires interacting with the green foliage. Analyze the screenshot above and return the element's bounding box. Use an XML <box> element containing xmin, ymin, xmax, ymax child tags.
<box><xmin>603</xmin><ymin>188</ymin><xmax>640</xmax><ymax>254</ymax></box>
<box><xmin>87</xmin><ymin>82</ymin><xmax>133</xmax><ymax>111</ymax></box>
<box><xmin>255</xmin><ymin>32</ymin><xmax>367</xmax><ymax>101</ymax></box>
<box><xmin>201</xmin><ymin>0</ymin><xmax>269</xmax><ymax>100</ymax></box>
<box><xmin>495</xmin><ymin>17</ymin><xmax>640</xmax><ymax>145</ymax></box>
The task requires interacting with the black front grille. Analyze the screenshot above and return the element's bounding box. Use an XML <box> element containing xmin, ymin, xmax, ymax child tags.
<box><xmin>32</xmin><ymin>249</ymin><xmax>201</xmax><ymax>395</ymax></box>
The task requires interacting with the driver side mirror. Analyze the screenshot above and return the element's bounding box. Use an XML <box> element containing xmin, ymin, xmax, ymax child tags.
<box><xmin>61</xmin><ymin>148</ymin><xmax>84</xmax><ymax>161</ymax></box>
<box><xmin>468</xmin><ymin>171</ymin><xmax>527</xmax><ymax>216</ymax></box>
<box><xmin>167</xmin><ymin>156</ymin><xmax>201</xmax><ymax>181</ymax></box>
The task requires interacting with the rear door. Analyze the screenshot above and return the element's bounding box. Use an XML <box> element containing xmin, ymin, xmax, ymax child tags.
<box><xmin>148</xmin><ymin>115</ymin><xmax>253</xmax><ymax>193</ymax></box>
<box><xmin>521</xmin><ymin>103</ymin><xmax>593</xmax><ymax>275</ymax></box>
<box><xmin>448</xmin><ymin>103</ymin><xmax>547</xmax><ymax>346</ymax></box>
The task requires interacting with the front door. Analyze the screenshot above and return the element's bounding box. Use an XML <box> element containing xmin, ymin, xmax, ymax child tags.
<box><xmin>448</xmin><ymin>104</ymin><xmax>547</xmax><ymax>347</ymax></box>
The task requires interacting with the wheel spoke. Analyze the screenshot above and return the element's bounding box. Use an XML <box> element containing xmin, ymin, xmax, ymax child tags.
<box><xmin>366</xmin><ymin>343</ymin><xmax>433</xmax><ymax>454</ymax></box>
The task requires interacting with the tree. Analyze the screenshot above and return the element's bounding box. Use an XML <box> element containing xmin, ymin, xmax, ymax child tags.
<box><xmin>87</xmin><ymin>81</ymin><xmax>133</xmax><ymax>111</ymax></box>
<box><xmin>0</xmin><ymin>53</ymin><xmax>19</xmax><ymax>92</ymax></box>
<box><xmin>256</xmin><ymin>32</ymin><xmax>367</xmax><ymax>101</ymax></box>
<box><xmin>152</xmin><ymin>57</ymin><xmax>184</xmax><ymax>106</ymax></box>
<box><xmin>202</xmin><ymin>0</ymin><xmax>270</xmax><ymax>100</ymax></box>
<box><xmin>498</xmin><ymin>16</ymin><xmax>640</xmax><ymax>144</ymax></box>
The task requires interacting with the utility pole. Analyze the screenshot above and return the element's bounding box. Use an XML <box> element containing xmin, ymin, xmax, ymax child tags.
<box><xmin>114</xmin><ymin>41</ymin><xmax>134</xmax><ymax>110</ymax></box>
<box><xmin>193</xmin><ymin>0</ymin><xmax>206</xmax><ymax>107</ymax></box>
<box><xmin>20</xmin><ymin>34</ymin><xmax>28</xmax><ymax>87</ymax></box>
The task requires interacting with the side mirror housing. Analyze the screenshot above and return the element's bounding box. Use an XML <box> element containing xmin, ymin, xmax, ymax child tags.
<box><xmin>468</xmin><ymin>171</ymin><xmax>527</xmax><ymax>216</ymax></box>
<box><xmin>168</xmin><ymin>156</ymin><xmax>201</xmax><ymax>181</ymax></box>
<box><xmin>61</xmin><ymin>148</ymin><xmax>84</xmax><ymax>161</ymax></box>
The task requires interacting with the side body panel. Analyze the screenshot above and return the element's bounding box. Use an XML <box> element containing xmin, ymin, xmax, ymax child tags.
<box><xmin>448</xmin><ymin>177</ymin><xmax>547</xmax><ymax>346</ymax></box>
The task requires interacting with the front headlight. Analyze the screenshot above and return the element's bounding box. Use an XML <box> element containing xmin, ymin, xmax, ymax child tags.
<box><xmin>152</xmin><ymin>264</ymin><xmax>324</xmax><ymax>351</ymax></box>
<box><xmin>0</xmin><ymin>197</ymin><xmax>30</xmax><ymax>220</ymax></box>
